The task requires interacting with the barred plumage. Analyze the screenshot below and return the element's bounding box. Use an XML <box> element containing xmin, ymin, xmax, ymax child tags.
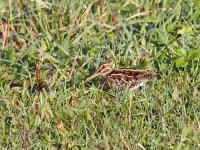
<box><xmin>86</xmin><ymin>61</ymin><xmax>156</xmax><ymax>90</ymax></box>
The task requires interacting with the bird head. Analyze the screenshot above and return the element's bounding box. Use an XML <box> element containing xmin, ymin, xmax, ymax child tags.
<box><xmin>86</xmin><ymin>61</ymin><xmax>114</xmax><ymax>82</ymax></box>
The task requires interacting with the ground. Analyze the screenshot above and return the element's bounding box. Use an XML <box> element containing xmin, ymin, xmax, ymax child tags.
<box><xmin>0</xmin><ymin>0</ymin><xmax>200</xmax><ymax>149</ymax></box>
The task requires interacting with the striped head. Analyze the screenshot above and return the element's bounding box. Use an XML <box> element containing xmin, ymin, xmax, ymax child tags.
<box><xmin>86</xmin><ymin>61</ymin><xmax>114</xmax><ymax>82</ymax></box>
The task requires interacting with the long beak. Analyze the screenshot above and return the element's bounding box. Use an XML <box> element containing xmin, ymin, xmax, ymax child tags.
<box><xmin>85</xmin><ymin>72</ymin><xmax>100</xmax><ymax>83</ymax></box>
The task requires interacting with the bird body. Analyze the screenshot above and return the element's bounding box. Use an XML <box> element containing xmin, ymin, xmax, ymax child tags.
<box><xmin>86</xmin><ymin>62</ymin><xmax>156</xmax><ymax>90</ymax></box>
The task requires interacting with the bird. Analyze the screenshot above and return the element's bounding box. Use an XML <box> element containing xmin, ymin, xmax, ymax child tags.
<box><xmin>85</xmin><ymin>61</ymin><xmax>157</xmax><ymax>90</ymax></box>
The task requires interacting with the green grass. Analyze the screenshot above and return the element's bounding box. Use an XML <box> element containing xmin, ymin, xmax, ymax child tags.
<box><xmin>0</xmin><ymin>0</ymin><xmax>200</xmax><ymax>149</ymax></box>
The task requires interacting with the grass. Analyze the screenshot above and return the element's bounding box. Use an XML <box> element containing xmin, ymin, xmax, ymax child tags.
<box><xmin>0</xmin><ymin>0</ymin><xmax>200</xmax><ymax>149</ymax></box>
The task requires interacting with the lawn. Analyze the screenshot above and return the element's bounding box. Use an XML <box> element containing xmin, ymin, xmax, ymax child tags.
<box><xmin>0</xmin><ymin>0</ymin><xmax>200</xmax><ymax>149</ymax></box>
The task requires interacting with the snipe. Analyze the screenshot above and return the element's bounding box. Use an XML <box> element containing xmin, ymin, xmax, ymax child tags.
<box><xmin>86</xmin><ymin>61</ymin><xmax>157</xmax><ymax>90</ymax></box>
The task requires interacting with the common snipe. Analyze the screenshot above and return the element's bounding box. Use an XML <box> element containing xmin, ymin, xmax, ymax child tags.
<box><xmin>86</xmin><ymin>61</ymin><xmax>157</xmax><ymax>90</ymax></box>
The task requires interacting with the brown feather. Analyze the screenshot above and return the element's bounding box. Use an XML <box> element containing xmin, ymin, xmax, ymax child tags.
<box><xmin>86</xmin><ymin>62</ymin><xmax>156</xmax><ymax>90</ymax></box>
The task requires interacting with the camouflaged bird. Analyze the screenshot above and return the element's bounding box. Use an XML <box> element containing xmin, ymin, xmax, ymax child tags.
<box><xmin>86</xmin><ymin>61</ymin><xmax>157</xmax><ymax>90</ymax></box>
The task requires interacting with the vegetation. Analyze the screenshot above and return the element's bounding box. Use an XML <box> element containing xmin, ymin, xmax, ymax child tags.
<box><xmin>0</xmin><ymin>0</ymin><xmax>200</xmax><ymax>149</ymax></box>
